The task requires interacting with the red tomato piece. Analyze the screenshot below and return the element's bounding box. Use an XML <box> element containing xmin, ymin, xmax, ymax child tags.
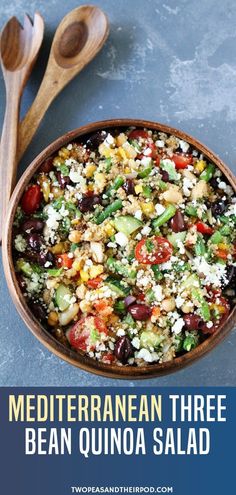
<box><xmin>172</xmin><ymin>153</ymin><xmax>193</xmax><ymax>169</ymax></box>
<box><xmin>135</xmin><ymin>236</ymin><xmax>173</xmax><ymax>265</ymax></box>
<box><xmin>195</xmin><ymin>221</ymin><xmax>214</xmax><ymax>235</ymax></box>
<box><xmin>86</xmin><ymin>276</ymin><xmax>103</xmax><ymax>289</ymax></box>
<box><xmin>56</xmin><ymin>253</ymin><xmax>73</xmax><ymax>269</ymax></box>
<box><xmin>68</xmin><ymin>316</ymin><xmax>107</xmax><ymax>351</ymax></box>
<box><xmin>128</xmin><ymin>129</ymin><xmax>149</xmax><ymax>140</ymax></box>
<box><xmin>155</xmin><ymin>155</ymin><xmax>161</xmax><ymax>166</ymax></box>
<box><xmin>21</xmin><ymin>184</ymin><xmax>42</xmax><ymax>215</ymax></box>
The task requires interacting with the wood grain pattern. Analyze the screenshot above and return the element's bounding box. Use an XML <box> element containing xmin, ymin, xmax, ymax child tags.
<box><xmin>17</xmin><ymin>6</ymin><xmax>109</xmax><ymax>161</ymax></box>
<box><xmin>2</xmin><ymin>119</ymin><xmax>236</xmax><ymax>379</ymax></box>
<box><xmin>0</xmin><ymin>13</ymin><xmax>44</xmax><ymax>242</ymax></box>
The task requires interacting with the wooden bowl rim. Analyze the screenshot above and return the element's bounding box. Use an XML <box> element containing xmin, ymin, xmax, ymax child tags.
<box><xmin>2</xmin><ymin>118</ymin><xmax>236</xmax><ymax>379</ymax></box>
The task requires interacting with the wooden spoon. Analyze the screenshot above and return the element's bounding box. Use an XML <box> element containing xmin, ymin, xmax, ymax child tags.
<box><xmin>17</xmin><ymin>5</ymin><xmax>109</xmax><ymax>161</ymax></box>
<box><xmin>0</xmin><ymin>13</ymin><xmax>44</xmax><ymax>241</ymax></box>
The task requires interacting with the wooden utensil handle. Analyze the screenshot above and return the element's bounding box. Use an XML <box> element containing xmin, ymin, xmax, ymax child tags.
<box><xmin>17</xmin><ymin>76</ymin><xmax>59</xmax><ymax>161</ymax></box>
<box><xmin>0</xmin><ymin>85</ymin><xmax>20</xmax><ymax>242</ymax></box>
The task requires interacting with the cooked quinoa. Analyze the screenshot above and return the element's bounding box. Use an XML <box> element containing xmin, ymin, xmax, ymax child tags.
<box><xmin>13</xmin><ymin>127</ymin><xmax>236</xmax><ymax>366</ymax></box>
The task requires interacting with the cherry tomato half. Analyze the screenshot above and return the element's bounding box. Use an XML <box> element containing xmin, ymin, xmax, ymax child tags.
<box><xmin>202</xmin><ymin>296</ymin><xmax>230</xmax><ymax>335</ymax></box>
<box><xmin>56</xmin><ymin>253</ymin><xmax>73</xmax><ymax>269</ymax></box>
<box><xmin>128</xmin><ymin>129</ymin><xmax>149</xmax><ymax>140</ymax></box>
<box><xmin>172</xmin><ymin>153</ymin><xmax>193</xmax><ymax>169</ymax></box>
<box><xmin>195</xmin><ymin>221</ymin><xmax>214</xmax><ymax>235</ymax></box>
<box><xmin>135</xmin><ymin>236</ymin><xmax>173</xmax><ymax>265</ymax></box>
<box><xmin>68</xmin><ymin>316</ymin><xmax>107</xmax><ymax>352</ymax></box>
<box><xmin>21</xmin><ymin>184</ymin><xmax>42</xmax><ymax>215</ymax></box>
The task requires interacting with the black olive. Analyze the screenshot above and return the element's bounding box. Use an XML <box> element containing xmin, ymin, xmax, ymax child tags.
<box><xmin>27</xmin><ymin>233</ymin><xmax>43</xmax><ymax>252</ymax></box>
<box><xmin>114</xmin><ymin>336</ymin><xmax>133</xmax><ymax>364</ymax></box>
<box><xmin>211</xmin><ymin>201</ymin><xmax>227</xmax><ymax>216</ymax></box>
<box><xmin>29</xmin><ymin>301</ymin><xmax>47</xmax><ymax>322</ymax></box>
<box><xmin>86</xmin><ymin>131</ymin><xmax>107</xmax><ymax>150</ymax></box>
<box><xmin>78</xmin><ymin>194</ymin><xmax>101</xmax><ymax>213</ymax></box>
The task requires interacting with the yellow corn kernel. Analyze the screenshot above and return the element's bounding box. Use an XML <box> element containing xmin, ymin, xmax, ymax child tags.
<box><xmin>58</xmin><ymin>147</ymin><xmax>70</xmax><ymax>159</ymax></box>
<box><xmin>48</xmin><ymin>311</ymin><xmax>59</xmax><ymax>327</ymax></box>
<box><xmin>72</xmin><ymin>259</ymin><xmax>83</xmax><ymax>271</ymax></box>
<box><xmin>94</xmin><ymin>172</ymin><xmax>106</xmax><ymax>190</ymax></box>
<box><xmin>116</xmin><ymin>133</ymin><xmax>127</xmax><ymax>146</ymax></box>
<box><xmin>89</xmin><ymin>264</ymin><xmax>104</xmax><ymax>279</ymax></box>
<box><xmin>87</xmin><ymin>184</ymin><xmax>94</xmax><ymax>192</ymax></box>
<box><xmin>51</xmin><ymin>186</ymin><xmax>63</xmax><ymax>198</ymax></box>
<box><xmin>80</xmin><ymin>269</ymin><xmax>89</xmax><ymax>282</ymax></box>
<box><xmin>71</xmin><ymin>218</ymin><xmax>80</xmax><ymax>226</ymax></box>
<box><xmin>38</xmin><ymin>173</ymin><xmax>50</xmax><ymax>202</ymax></box>
<box><xmin>124</xmin><ymin>167</ymin><xmax>131</xmax><ymax>174</ymax></box>
<box><xmin>194</xmin><ymin>160</ymin><xmax>206</xmax><ymax>173</ymax></box>
<box><xmin>141</xmin><ymin>202</ymin><xmax>155</xmax><ymax>216</ymax></box>
<box><xmin>104</xmin><ymin>222</ymin><xmax>116</xmax><ymax>237</ymax></box>
<box><xmin>68</xmin><ymin>230</ymin><xmax>82</xmax><ymax>243</ymax></box>
<box><xmin>99</xmin><ymin>143</ymin><xmax>114</xmax><ymax>158</ymax></box>
<box><xmin>85</xmin><ymin>164</ymin><xmax>97</xmax><ymax>178</ymax></box>
<box><xmin>218</xmin><ymin>243</ymin><xmax>228</xmax><ymax>250</ymax></box>
<box><xmin>122</xmin><ymin>142</ymin><xmax>137</xmax><ymax>159</ymax></box>
<box><xmin>117</xmin><ymin>147</ymin><xmax>127</xmax><ymax>160</ymax></box>
<box><xmin>53</xmin><ymin>157</ymin><xmax>63</xmax><ymax>166</ymax></box>
<box><xmin>134</xmin><ymin>184</ymin><xmax>143</xmax><ymax>194</ymax></box>
<box><xmin>50</xmin><ymin>241</ymin><xmax>69</xmax><ymax>254</ymax></box>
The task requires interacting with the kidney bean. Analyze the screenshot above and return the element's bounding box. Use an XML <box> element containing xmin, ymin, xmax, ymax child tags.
<box><xmin>29</xmin><ymin>301</ymin><xmax>47</xmax><ymax>322</ymax></box>
<box><xmin>38</xmin><ymin>251</ymin><xmax>54</xmax><ymax>267</ymax></box>
<box><xmin>56</xmin><ymin>172</ymin><xmax>71</xmax><ymax>189</ymax></box>
<box><xmin>114</xmin><ymin>336</ymin><xmax>133</xmax><ymax>364</ymax></box>
<box><xmin>123</xmin><ymin>179</ymin><xmax>135</xmax><ymax>195</ymax></box>
<box><xmin>183</xmin><ymin>314</ymin><xmax>203</xmax><ymax>330</ymax></box>
<box><xmin>86</xmin><ymin>131</ymin><xmax>107</xmax><ymax>150</ymax></box>
<box><xmin>27</xmin><ymin>233</ymin><xmax>43</xmax><ymax>252</ymax></box>
<box><xmin>78</xmin><ymin>194</ymin><xmax>101</xmax><ymax>213</ymax></box>
<box><xmin>170</xmin><ymin>210</ymin><xmax>185</xmax><ymax>232</ymax></box>
<box><xmin>128</xmin><ymin>303</ymin><xmax>152</xmax><ymax>321</ymax></box>
<box><xmin>211</xmin><ymin>200</ymin><xmax>226</xmax><ymax>217</ymax></box>
<box><xmin>39</xmin><ymin>157</ymin><xmax>54</xmax><ymax>173</ymax></box>
<box><xmin>22</xmin><ymin>218</ymin><xmax>44</xmax><ymax>233</ymax></box>
<box><xmin>159</xmin><ymin>169</ymin><xmax>170</xmax><ymax>182</ymax></box>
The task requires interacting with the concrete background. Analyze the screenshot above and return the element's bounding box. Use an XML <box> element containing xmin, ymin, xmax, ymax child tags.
<box><xmin>0</xmin><ymin>0</ymin><xmax>235</xmax><ymax>386</ymax></box>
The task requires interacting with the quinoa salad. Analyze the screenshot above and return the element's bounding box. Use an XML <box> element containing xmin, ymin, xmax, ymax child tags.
<box><xmin>13</xmin><ymin>127</ymin><xmax>236</xmax><ymax>367</ymax></box>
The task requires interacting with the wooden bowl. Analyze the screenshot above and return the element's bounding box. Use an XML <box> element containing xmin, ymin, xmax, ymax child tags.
<box><xmin>2</xmin><ymin>119</ymin><xmax>236</xmax><ymax>379</ymax></box>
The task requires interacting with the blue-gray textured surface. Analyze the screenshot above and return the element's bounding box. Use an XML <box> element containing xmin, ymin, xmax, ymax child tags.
<box><xmin>0</xmin><ymin>0</ymin><xmax>235</xmax><ymax>386</ymax></box>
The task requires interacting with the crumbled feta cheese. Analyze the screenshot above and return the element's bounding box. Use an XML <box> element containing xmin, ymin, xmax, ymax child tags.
<box><xmin>141</xmin><ymin>225</ymin><xmax>152</xmax><ymax>236</ymax></box>
<box><xmin>179</xmin><ymin>139</ymin><xmax>189</xmax><ymax>153</ymax></box>
<box><xmin>156</xmin><ymin>140</ymin><xmax>164</xmax><ymax>148</ymax></box>
<box><xmin>69</xmin><ymin>170</ymin><xmax>86</xmax><ymax>185</ymax></box>
<box><xmin>155</xmin><ymin>203</ymin><xmax>165</xmax><ymax>215</ymax></box>
<box><xmin>132</xmin><ymin>337</ymin><xmax>140</xmax><ymax>349</ymax></box>
<box><xmin>104</xmin><ymin>133</ymin><xmax>115</xmax><ymax>145</ymax></box>
<box><xmin>175</xmin><ymin>295</ymin><xmax>185</xmax><ymax>308</ymax></box>
<box><xmin>67</xmin><ymin>143</ymin><xmax>73</xmax><ymax>150</ymax></box>
<box><xmin>117</xmin><ymin>328</ymin><xmax>126</xmax><ymax>337</ymax></box>
<box><xmin>218</xmin><ymin>181</ymin><xmax>227</xmax><ymax>190</ymax></box>
<box><xmin>153</xmin><ymin>285</ymin><xmax>163</xmax><ymax>302</ymax></box>
<box><xmin>135</xmin><ymin>210</ymin><xmax>143</xmax><ymax>220</ymax></box>
<box><xmin>135</xmin><ymin>348</ymin><xmax>159</xmax><ymax>362</ymax></box>
<box><xmin>192</xmin><ymin>257</ymin><xmax>227</xmax><ymax>287</ymax></box>
<box><xmin>225</xmin><ymin>204</ymin><xmax>236</xmax><ymax>216</ymax></box>
<box><xmin>115</xmin><ymin>232</ymin><xmax>129</xmax><ymax>247</ymax></box>
<box><xmin>172</xmin><ymin>318</ymin><xmax>185</xmax><ymax>334</ymax></box>
<box><xmin>143</xmin><ymin>148</ymin><xmax>152</xmax><ymax>156</ymax></box>
<box><xmin>140</xmin><ymin>156</ymin><xmax>152</xmax><ymax>166</ymax></box>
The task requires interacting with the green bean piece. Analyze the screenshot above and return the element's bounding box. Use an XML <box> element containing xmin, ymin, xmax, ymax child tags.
<box><xmin>138</xmin><ymin>166</ymin><xmax>153</xmax><ymax>178</ymax></box>
<box><xmin>106</xmin><ymin>176</ymin><xmax>124</xmax><ymax>197</ymax></box>
<box><xmin>185</xmin><ymin>205</ymin><xmax>198</xmax><ymax>217</ymax></box>
<box><xmin>195</xmin><ymin>235</ymin><xmax>206</xmax><ymax>256</ymax></box>
<box><xmin>143</xmin><ymin>185</ymin><xmax>152</xmax><ymax>198</ymax></box>
<box><xmin>192</xmin><ymin>288</ymin><xmax>211</xmax><ymax>321</ymax></box>
<box><xmin>209</xmin><ymin>231</ymin><xmax>223</xmax><ymax>245</ymax></box>
<box><xmin>152</xmin><ymin>204</ymin><xmax>176</xmax><ymax>229</ymax></box>
<box><xmin>200</xmin><ymin>163</ymin><xmax>215</xmax><ymax>182</ymax></box>
<box><xmin>183</xmin><ymin>334</ymin><xmax>198</xmax><ymax>352</ymax></box>
<box><xmin>95</xmin><ymin>199</ymin><xmax>123</xmax><ymax>224</ymax></box>
<box><xmin>151</xmin><ymin>264</ymin><xmax>164</xmax><ymax>280</ymax></box>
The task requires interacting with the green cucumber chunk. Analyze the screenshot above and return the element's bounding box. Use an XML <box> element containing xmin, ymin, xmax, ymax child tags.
<box><xmin>55</xmin><ymin>284</ymin><xmax>73</xmax><ymax>311</ymax></box>
<box><xmin>113</xmin><ymin>215</ymin><xmax>143</xmax><ymax>236</ymax></box>
<box><xmin>167</xmin><ymin>231</ymin><xmax>187</xmax><ymax>248</ymax></box>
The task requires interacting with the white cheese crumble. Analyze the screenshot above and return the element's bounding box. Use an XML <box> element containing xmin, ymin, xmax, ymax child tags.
<box><xmin>132</xmin><ymin>337</ymin><xmax>140</xmax><ymax>349</ymax></box>
<box><xmin>141</xmin><ymin>225</ymin><xmax>152</xmax><ymax>236</ymax></box>
<box><xmin>115</xmin><ymin>232</ymin><xmax>129</xmax><ymax>247</ymax></box>
<box><xmin>192</xmin><ymin>257</ymin><xmax>227</xmax><ymax>287</ymax></box>
<box><xmin>140</xmin><ymin>156</ymin><xmax>152</xmax><ymax>166</ymax></box>
<box><xmin>134</xmin><ymin>210</ymin><xmax>143</xmax><ymax>220</ymax></box>
<box><xmin>135</xmin><ymin>348</ymin><xmax>159</xmax><ymax>363</ymax></box>
<box><xmin>179</xmin><ymin>139</ymin><xmax>189</xmax><ymax>153</ymax></box>
<box><xmin>153</xmin><ymin>285</ymin><xmax>163</xmax><ymax>302</ymax></box>
<box><xmin>172</xmin><ymin>318</ymin><xmax>185</xmax><ymax>334</ymax></box>
<box><xmin>155</xmin><ymin>203</ymin><xmax>166</xmax><ymax>215</ymax></box>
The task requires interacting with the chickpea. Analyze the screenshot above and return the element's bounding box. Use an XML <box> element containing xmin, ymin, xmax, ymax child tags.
<box><xmin>161</xmin><ymin>297</ymin><xmax>176</xmax><ymax>312</ymax></box>
<box><xmin>48</xmin><ymin>311</ymin><xmax>59</xmax><ymax>326</ymax></box>
<box><xmin>69</xmin><ymin>230</ymin><xmax>82</xmax><ymax>243</ymax></box>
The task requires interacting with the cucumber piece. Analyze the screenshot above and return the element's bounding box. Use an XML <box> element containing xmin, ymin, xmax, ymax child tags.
<box><xmin>105</xmin><ymin>276</ymin><xmax>131</xmax><ymax>297</ymax></box>
<box><xmin>113</xmin><ymin>215</ymin><xmax>143</xmax><ymax>236</ymax></box>
<box><xmin>55</xmin><ymin>284</ymin><xmax>72</xmax><ymax>311</ymax></box>
<box><xmin>167</xmin><ymin>231</ymin><xmax>187</xmax><ymax>247</ymax></box>
<box><xmin>16</xmin><ymin>259</ymin><xmax>33</xmax><ymax>277</ymax></box>
<box><xmin>180</xmin><ymin>274</ymin><xmax>200</xmax><ymax>291</ymax></box>
<box><xmin>107</xmin><ymin>257</ymin><xmax>136</xmax><ymax>279</ymax></box>
<box><xmin>140</xmin><ymin>331</ymin><xmax>163</xmax><ymax>350</ymax></box>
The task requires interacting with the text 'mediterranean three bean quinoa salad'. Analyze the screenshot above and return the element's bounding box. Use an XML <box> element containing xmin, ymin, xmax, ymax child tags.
<box><xmin>13</xmin><ymin>128</ymin><xmax>236</xmax><ymax>366</ymax></box>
